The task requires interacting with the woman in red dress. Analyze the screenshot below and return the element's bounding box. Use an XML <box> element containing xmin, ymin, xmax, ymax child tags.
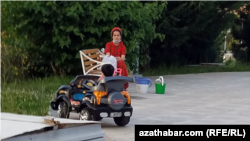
<box><xmin>104</xmin><ymin>27</ymin><xmax>129</xmax><ymax>90</ymax></box>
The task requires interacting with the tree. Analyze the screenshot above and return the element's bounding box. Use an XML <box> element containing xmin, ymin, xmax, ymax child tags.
<box><xmin>231</xmin><ymin>3</ymin><xmax>250</xmax><ymax>63</ymax></box>
<box><xmin>149</xmin><ymin>1</ymin><xmax>244</xmax><ymax>66</ymax></box>
<box><xmin>1</xmin><ymin>1</ymin><xmax>166</xmax><ymax>78</ymax></box>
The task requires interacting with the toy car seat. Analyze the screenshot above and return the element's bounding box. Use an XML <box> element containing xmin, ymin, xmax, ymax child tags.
<box><xmin>98</xmin><ymin>76</ymin><xmax>134</xmax><ymax>93</ymax></box>
<box><xmin>69</xmin><ymin>75</ymin><xmax>100</xmax><ymax>104</ymax></box>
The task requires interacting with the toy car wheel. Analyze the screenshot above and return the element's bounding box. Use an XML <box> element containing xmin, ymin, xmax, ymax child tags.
<box><xmin>79</xmin><ymin>108</ymin><xmax>91</xmax><ymax>121</ymax></box>
<box><xmin>113</xmin><ymin>117</ymin><xmax>130</xmax><ymax>126</ymax></box>
<box><xmin>58</xmin><ymin>101</ymin><xmax>69</xmax><ymax>118</ymax></box>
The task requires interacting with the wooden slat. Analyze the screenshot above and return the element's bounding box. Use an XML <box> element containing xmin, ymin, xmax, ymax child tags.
<box><xmin>85</xmin><ymin>64</ymin><xmax>98</xmax><ymax>72</ymax></box>
<box><xmin>83</xmin><ymin>54</ymin><xmax>99</xmax><ymax>61</ymax></box>
<box><xmin>91</xmin><ymin>70</ymin><xmax>102</xmax><ymax>74</ymax></box>
<box><xmin>82</xmin><ymin>49</ymin><xmax>99</xmax><ymax>54</ymax></box>
<box><xmin>84</xmin><ymin>60</ymin><xmax>97</xmax><ymax>66</ymax></box>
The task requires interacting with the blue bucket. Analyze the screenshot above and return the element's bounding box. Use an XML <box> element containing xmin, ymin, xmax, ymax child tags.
<box><xmin>136</xmin><ymin>78</ymin><xmax>152</xmax><ymax>86</ymax></box>
<box><xmin>135</xmin><ymin>78</ymin><xmax>152</xmax><ymax>93</ymax></box>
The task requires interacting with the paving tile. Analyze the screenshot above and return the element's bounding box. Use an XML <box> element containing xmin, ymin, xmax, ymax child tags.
<box><xmin>48</xmin><ymin>72</ymin><xmax>250</xmax><ymax>141</ymax></box>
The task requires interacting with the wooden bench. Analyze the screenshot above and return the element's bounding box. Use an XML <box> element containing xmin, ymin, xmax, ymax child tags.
<box><xmin>79</xmin><ymin>48</ymin><xmax>110</xmax><ymax>76</ymax></box>
<box><xmin>79</xmin><ymin>48</ymin><xmax>133</xmax><ymax>76</ymax></box>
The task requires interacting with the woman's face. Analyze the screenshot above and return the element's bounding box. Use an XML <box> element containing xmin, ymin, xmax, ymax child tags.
<box><xmin>112</xmin><ymin>31</ymin><xmax>121</xmax><ymax>42</ymax></box>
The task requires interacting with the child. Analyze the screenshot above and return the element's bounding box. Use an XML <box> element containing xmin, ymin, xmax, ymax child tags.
<box><xmin>98</xmin><ymin>64</ymin><xmax>127</xmax><ymax>92</ymax></box>
<box><xmin>98</xmin><ymin>64</ymin><xmax>115</xmax><ymax>81</ymax></box>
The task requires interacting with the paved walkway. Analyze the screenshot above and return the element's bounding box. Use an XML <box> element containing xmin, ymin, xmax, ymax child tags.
<box><xmin>50</xmin><ymin>72</ymin><xmax>250</xmax><ymax>141</ymax></box>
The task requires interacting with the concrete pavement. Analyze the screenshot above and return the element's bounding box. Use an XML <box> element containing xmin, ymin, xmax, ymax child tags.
<box><xmin>50</xmin><ymin>72</ymin><xmax>250</xmax><ymax>141</ymax></box>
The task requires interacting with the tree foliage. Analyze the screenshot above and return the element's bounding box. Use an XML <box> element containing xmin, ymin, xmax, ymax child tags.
<box><xmin>149</xmin><ymin>1</ymin><xmax>244</xmax><ymax>66</ymax></box>
<box><xmin>1</xmin><ymin>31</ymin><xmax>30</xmax><ymax>83</ymax></box>
<box><xmin>231</xmin><ymin>2</ymin><xmax>250</xmax><ymax>63</ymax></box>
<box><xmin>1</xmin><ymin>1</ymin><xmax>247</xmax><ymax>82</ymax></box>
<box><xmin>1</xmin><ymin>1</ymin><xmax>166</xmax><ymax>78</ymax></box>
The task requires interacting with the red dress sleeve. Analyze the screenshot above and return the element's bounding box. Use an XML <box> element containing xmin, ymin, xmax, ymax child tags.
<box><xmin>104</xmin><ymin>42</ymin><xmax>111</xmax><ymax>54</ymax></box>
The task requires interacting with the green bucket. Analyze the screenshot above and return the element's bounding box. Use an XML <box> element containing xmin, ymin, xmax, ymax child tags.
<box><xmin>155</xmin><ymin>83</ymin><xmax>166</xmax><ymax>94</ymax></box>
<box><xmin>155</xmin><ymin>76</ymin><xmax>166</xmax><ymax>94</ymax></box>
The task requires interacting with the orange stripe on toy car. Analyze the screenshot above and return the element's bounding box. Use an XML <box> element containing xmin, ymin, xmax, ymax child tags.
<box><xmin>121</xmin><ymin>91</ymin><xmax>131</xmax><ymax>104</ymax></box>
<box><xmin>93</xmin><ymin>91</ymin><xmax>108</xmax><ymax>105</ymax></box>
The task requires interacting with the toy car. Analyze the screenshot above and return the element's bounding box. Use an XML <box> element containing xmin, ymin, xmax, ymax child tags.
<box><xmin>50</xmin><ymin>75</ymin><xmax>135</xmax><ymax>126</ymax></box>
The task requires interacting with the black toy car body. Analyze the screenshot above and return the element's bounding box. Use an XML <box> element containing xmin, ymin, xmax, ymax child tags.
<box><xmin>50</xmin><ymin>75</ymin><xmax>135</xmax><ymax>126</ymax></box>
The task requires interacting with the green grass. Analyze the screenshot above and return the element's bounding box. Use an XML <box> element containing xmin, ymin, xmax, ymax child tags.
<box><xmin>1</xmin><ymin>61</ymin><xmax>250</xmax><ymax>116</ymax></box>
<box><xmin>1</xmin><ymin>76</ymin><xmax>74</xmax><ymax>116</ymax></box>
